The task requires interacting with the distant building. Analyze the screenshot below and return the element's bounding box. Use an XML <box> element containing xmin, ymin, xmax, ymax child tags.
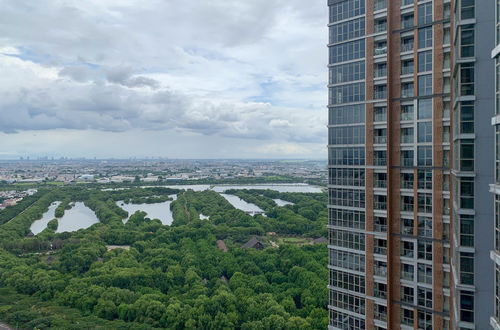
<box><xmin>241</xmin><ymin>237</ymin><xmax>265</xmax><ymax>250</ymax></box>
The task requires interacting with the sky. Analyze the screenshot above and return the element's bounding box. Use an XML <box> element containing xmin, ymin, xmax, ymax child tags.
<box><xmin>0</xmin><ymin>0</ymin><xmax>328</xmax><ymax>159</ymax></box>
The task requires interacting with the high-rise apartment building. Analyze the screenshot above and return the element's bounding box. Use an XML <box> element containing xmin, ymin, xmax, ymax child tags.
<box><xmin>327</xmin><ymin>0</ymin><xmax>494</xmax><ymax>329</ymax></box>
<box><xmin>491</xmin><ymin>1</ymin><xmax>500</xmax><ymax>329</ymax></box>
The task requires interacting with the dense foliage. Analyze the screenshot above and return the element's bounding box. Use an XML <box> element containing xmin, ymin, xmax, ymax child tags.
<box><xmin>0</xmin><ymin>185</ymin><xmax>328</xmax><ymax>329</ymax></box>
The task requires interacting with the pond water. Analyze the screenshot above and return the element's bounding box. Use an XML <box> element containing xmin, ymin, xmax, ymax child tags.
<box><xmin>273</xmin><ymin>199</ymin><xmax>294</xmax><ymax>207</ymax></box>
<box><xmin>57</xmin><ymin>202</ymin><xmax>100</xmax><ymax>233</ymax></box>
<box><xmin>117</xmin><ymin>194</ymin><xmax>177</xmax><ymax>225</ymax></box>
<box><xmin>220</xmin><ymin>194</ymin><xmax>265</xmax><ymax>215</ymax></box>
<box><xmin>30</xmin><ymin>201</ymin><xmax>61</xmax><ymax>235</ymax></box>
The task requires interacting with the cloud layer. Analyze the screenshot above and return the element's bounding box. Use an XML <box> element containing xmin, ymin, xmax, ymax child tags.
<box><xmin>0</xmin><ymin>0</ymin><xmax>327</xmax><ymax>158</ymax></box>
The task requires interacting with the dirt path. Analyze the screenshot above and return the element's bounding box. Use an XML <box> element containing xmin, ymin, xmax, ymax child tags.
<box><xmin>0</xmin><ymin>322</ymin><xmax>12</xmax><ymax>330</ymax></box>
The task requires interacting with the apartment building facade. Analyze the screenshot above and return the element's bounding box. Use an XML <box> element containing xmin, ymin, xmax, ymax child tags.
<box><xmin>491</xmin><ymin>0</ymin><xmax>500</xmax><ymax>328</ymax></box>
<box><xmin>327</xmin><ymin>0</ymin><xmax>494</xmax><ymax>329</ymax></box>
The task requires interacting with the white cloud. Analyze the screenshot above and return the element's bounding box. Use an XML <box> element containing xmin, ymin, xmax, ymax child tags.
<box><xmin>0</xmin><ymin>0</ymin><xmax>327</xmax><ymax>158</ymax></box>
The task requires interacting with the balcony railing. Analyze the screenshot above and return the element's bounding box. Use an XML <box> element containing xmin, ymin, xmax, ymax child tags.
<box><xmin>374</xmin><ymin>289</ymin><xmax>387</xmax><ymax>299</ymax></box>
<box><xmin>401</xmin><ymin>270</ymin><xmax>413</xmax><ymax>281</ymax></box>
<box><xmin>401</xmin><ymin>158</ymin><xmax>414</xmax><ymax>167</ymax></box>
<box><xmin>375</xmin><ymin>311</ymin><xmax>388</xmax><ymax>322</ymax></box>
<box><xmin>374</xmin><ymin>201</ymin><xmax>387</xmax><ymax>210</ymax></box>
<box><xmin>400</xmin><ymin>135</ymin><xmax>413</xmax><ymax>144</ymax></box>
<box><xmin>401</xmin><ymin>20</ymin><xmax>414</xmax><ymax>29</ymax></box>
<box><xmin>374</xmin><ymin>46</ymin><xmax>387</xmax><ymax>56</ymax></box>
<box><xmin>401</xmin><ymin>203</ymin><xmax>414</xmax><ymax>212</ymax></box>
<box><xmin>374</xmin><ymin>90</ymin><xmax>387</xmax><ymax>99</ymax></box>
<box><xmin>401</xmin><ymin>226</ymin><xmax>413</xmax><ymax>235</ymax></box>
<box><xmin>374</xmin><ymin>223</ymin><xmax>387</xmax><ymax>232</ymax></box>
<box><xmin>401</xmin><ymin>88</ymin><xmax>414</xmax><ymax>98</ymax></box>
<box><xmin>401</xmin><ymin>43</ymin><xmax>414</xmax><ymax>52</ymax></box>
<box><xmin>375</xmin><ymin>266</ymin><xmax>388</xmax><ymax>277</ymax></box>
<box><xmin>375</xmin><ymin>23</ymin><xmax>387</xmax><ymax>33</ymax></box>
<box><xmin>401</xmin><ymin>249</ymin><xmax>414</xmax><ymax>258</ymax></box>
<box><xmin>374</xmin><ymin>136</ymin><xmax>387</xmax><ymax>144</ymax></box>
<box><xmin>401</xmin><ymin>65</ymin><xmax>414</xmax><ymax>75</ymax></box>
<box><xmin>374</xmin><ymin>68</ymin><xmax>387</xmax><ymax>78</ymax></box>
<box><xmin>374</xmin><ymin>246</ymin><xmax>387</xmax><ymax>255</ymax></box>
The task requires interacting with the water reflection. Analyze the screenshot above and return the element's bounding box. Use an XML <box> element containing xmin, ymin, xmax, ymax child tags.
<box><xmin>30</xmin><ymin>201</ymin><xmax>61</xmax><ymax>235</ymax></box>
<box><xmin>57</xmin><ymin>202</ymin><xmax>100</xmax><ymax>233</ymax></box>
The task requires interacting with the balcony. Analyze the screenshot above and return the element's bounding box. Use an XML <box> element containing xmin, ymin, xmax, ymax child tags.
<box><xmin>374</xmin><ymin>310</ymin><xmax>388</xmax><ymax>322</ymax></box>
<box><xmin>374</xmin><ymin>68</ymin><xmax>387</xmax><ymax>78</ymax></box>
<box><xmin>401</xmin><ymin>225</ymin><xmax>413</xmax><ymax>235</ymax></box>
<box><xmin>401</xmin><ymin>203</ymin><xmax>414</xmax><ymax>212</ymax></box>
<box><xmin>374</xmin><ymin>88</ymin><xmax>387</xmax><ymax>100</ymax></box>
<box><xmin>401</xmin><ymin>249</ymin><xmax>414</xmax><ymax>258</ymax></box>
<box><xmin>374</xmin><ymin>246</ymin><xmax>387</xmax><ymax>255</ymax></box>
<box><xmin>374</xmin><ymin>136</ymin><xmax>387</xmax><ymax>144</ymax></box>
<box><xmin>374</xmin><ymin>201</ymin><xmax>387</xmax><ymax>210</ymax></box>
<box><xmin>374</xmin><ymin>22</ymin><xmax>387</xmax><ymax>33</ymax></box>
<box><xmin>374</xmin><ymin>46</ymin><xmax>387</xmax><ymax>56</ymax></box>
<box><xmin>401</xmin><ymin>64</ymin><xmax>414</xmax><ymax>75</ymax></box>
<box><xmin>374</xmin><ymin>288</ymin><xmax>387</xmax><ymax>299</ymax></box>
<box><xmin>374</xmin><ymin>223</ymin><xmax>387</xmax><ymax>232</ymax></box>
<box><xmin>401</xmin><ymin>158</ymin><xmax>414</xmax><ymax>167</ymax></box>
<box><xmin>401</xmin><ymin>88</ymin><xmax>414</xmax><ymax>98</ymax></box>
<box><xmin>401</xmin><ymin>270</ymin><xmax>413</xmax><ymax>281</ymax></box>
<box><xmin>401</xmin><ymin>42</ymin><xmax>414</xmax><ymax>52</ymax></box>
<box><xmin>375</xmin><ymin>265</ymin><xmax>388</xmax><ymax>277</ymax></box>
<box><xmin>375</xmin><ymin>179</ymin><xmax>387</xmax><ymax>189</ymax></box>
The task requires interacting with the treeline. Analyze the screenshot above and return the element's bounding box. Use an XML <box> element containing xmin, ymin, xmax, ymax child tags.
<box><xmin>0</xmin><ymin>185</ymin><xmax>328</xmax><ymax>329</ymax></box>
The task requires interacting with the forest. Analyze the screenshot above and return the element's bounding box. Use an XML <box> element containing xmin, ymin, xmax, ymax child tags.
<box><xmin>0</xmin><ymin>185</ymin><xmax>328</xmax><ymax>329</ymax></box>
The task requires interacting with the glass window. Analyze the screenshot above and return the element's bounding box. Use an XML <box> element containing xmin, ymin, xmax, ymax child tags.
<box><xmin>418</xmin><ymin>99</ymin><xmax>432</xmax><ymax>119</ymax></box>
<box><xmin>401</xmin><ymin>104</ymin><xmax>414</xmax><ymax>121</ymax></box>
<box><xmin>460</xmin><ymin>291</ymin><xmax>474</xmax><ymax>323</ymax></box>
<box><xmin>418</xmin><ymin>3</ymin><xmax>433</xmax><ymax>25</ymax></box>
<box><xmin>460</xmin><ymin>215</ymin><xmax>474</xmax><ymax>247</ymax></box>
<box><xmin>418</xmin><ymin>146</ymin><xmax>433</xmax><ymax>166</ymax></box>
<box><xmin>418</xmin><ymin>241</ymin><xmax>433</xmax><ymax>260</ymax></box>
<box><xmin>460</xmin><ymin>24</ymin><xmax>475</xmax><ymax>58</ymax></box>
<box><xmin>418</xmin><ymin>51</ymin><xmax>432</xmax><ymax>72</ymax></box>
<box><xmin>418</xmin><ymin>74</ymin><xmax>433</xmax><ymax>96</ymax></box>
<box><xmin>460</xmin><ymin>252</ymin><xmax>474</xmax><ymax>285</ymax></box>
<box><xmin>460</xmin><ymin>178</ymin><xmax>474</xmax><ymax>209</ymax></box>
<box><xmin>418</xmin><ymin>170</ymin><xmax>432</xmax><ymax>190</ymax></box>
<box><xmin>460</xmin><ymin>101</ymin><xmax>474</xmax><ymax>133</ymax></box>
<box><xmin>461</xmin><ymin>0</ymin><xmax>475</xmax><ymax>20</ymax></box>
<box><xmin>418</xmin><ymin>122</ymin><xmax>432</xmax><ymax>142</ymax></box>
<box><xmin>460</xmin><ymin>63</ymin><xmax>474</xmax><ymax>96</ymax></box>
<box><xmin>460</xmin><ymin>139</ymin><xmax>474</xmax><ymax>171</ymax></box>
<box><xmin>418</xmin><ymin>27</ymin><xmax>433</xmax><ymax>48</ymax></box>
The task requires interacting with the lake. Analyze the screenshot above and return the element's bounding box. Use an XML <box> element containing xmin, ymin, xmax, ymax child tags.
<box><xmin>57</xmin><ymin>202</ymin><xmax>100</xmax><ymax>233</ymax></box>
<box><xmin>220</xmin><ymin>194</ymin><xmax>265</xmax><ymax>215</ymax></box>
<box><xmin>30</xmin><ymin>201</ymin><xmax>61</xmax><ymax>235</ymax></box>
<box><xmin>273</xmin><ymin>199</ymin><xmax>294</xmax><ymax>206</ymax></box>
<box><xmin>117</xmin><ymin>194</ymin><xmax>177</xmax><ymax>225</ymax></box>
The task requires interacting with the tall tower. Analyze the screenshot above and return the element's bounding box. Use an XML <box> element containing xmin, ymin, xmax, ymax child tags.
<box><xmin>491</xmin><ymin>0</ymin><xmax>500</xmax><ymax>328</ymax></box>
<box><xmin>327</xmin><ymin>0</ymin><xmax>494</xmax><ymax>329</ymax></box>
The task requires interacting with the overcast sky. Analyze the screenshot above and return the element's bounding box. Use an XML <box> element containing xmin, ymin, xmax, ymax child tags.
<box><xmin>0</xmin><ymin>0</ymin><xmax>327</xmax><ymax>159</ymax></box>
